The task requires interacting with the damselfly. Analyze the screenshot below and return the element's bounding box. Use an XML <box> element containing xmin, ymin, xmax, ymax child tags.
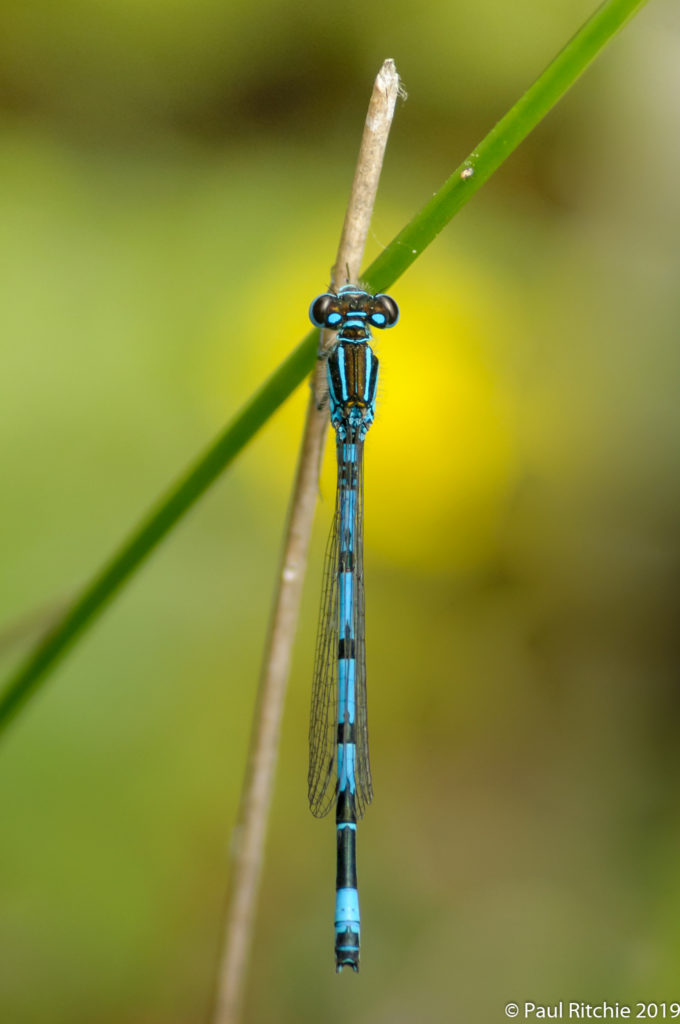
<box><xmin>307</xmin><ymin>285</ymin><xmax>399</xmax><ymax>972</ymax></box>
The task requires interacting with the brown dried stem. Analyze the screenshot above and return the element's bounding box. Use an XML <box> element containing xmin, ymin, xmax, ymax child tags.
<box><xmin>210</xmin><ymin>58</ymin><xmax>402</xmax><ymax>1024</ymax></box>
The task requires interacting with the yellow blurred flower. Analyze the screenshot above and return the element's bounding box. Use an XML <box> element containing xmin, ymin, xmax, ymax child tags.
<box><xmin>205</xmin><ymin>229</ymin><xmax>521</xmax><ymax>575</ymax></box>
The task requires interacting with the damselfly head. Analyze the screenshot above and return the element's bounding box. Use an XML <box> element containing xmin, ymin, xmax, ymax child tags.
<box><xmin>309</xmin><ymin>289</ymin><xmax>399</xmax><ymax>331</ymax></box>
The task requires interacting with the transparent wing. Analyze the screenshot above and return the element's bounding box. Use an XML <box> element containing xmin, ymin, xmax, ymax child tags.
<box><xmin>308</xmin><ymin>431</ymin><xmax>374</xmax><ymax>820</ymax></box>
<box><xmin>352</xmin><ymin>437</ymin><xmax>373</xmax><ymax>818</ymax></box>
<box><xmin>308</xmin><ymin>482</ymin><xmax>341</xmax><ymax>818</ymax></box>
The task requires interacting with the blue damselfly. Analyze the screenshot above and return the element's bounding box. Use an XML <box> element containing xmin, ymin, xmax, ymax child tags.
<box><xmin>307</xmin><ymin>285</ymin><xmax>399</xmax><ymax>972</ymax></box>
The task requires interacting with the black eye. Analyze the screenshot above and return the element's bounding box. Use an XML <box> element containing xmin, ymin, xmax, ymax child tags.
<box><xmin>309</xmin><ymin>293</ymin><xmax>339</xmax><ymax>328</ymax></box>
<box><xmin>370</xmin><ymin>294</ymin><xmax>399</xmax><ymax>328</ymax></box>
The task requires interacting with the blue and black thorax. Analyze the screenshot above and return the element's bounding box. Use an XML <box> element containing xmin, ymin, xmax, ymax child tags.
<box><xmin>310</xmin><ymin>286</ymin><xmax>399</xmax><ymax>440</ymax></box>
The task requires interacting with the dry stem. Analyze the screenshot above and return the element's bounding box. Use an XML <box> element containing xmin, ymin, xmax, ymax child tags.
<box><xmin>210</xmin><ymin>58</ymin><xmax>402</xmax><ymax>1024</ymax></box>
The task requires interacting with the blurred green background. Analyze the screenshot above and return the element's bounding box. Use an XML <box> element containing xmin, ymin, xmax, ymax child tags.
<box><xmin>1</xmin><ymin>0</ymin><xmax>679</xmax><ymax>1021</ymax></box>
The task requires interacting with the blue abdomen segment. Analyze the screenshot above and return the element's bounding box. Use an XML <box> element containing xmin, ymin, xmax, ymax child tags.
<box><xmin>335</xmin><ymin>791</ymin><xmax>359</xmax><ymax>971</ymax></box>
<box><xmin>334</xmin><ymin>885</ymin><xmax>360</xmax><ymax>972</ymax></box>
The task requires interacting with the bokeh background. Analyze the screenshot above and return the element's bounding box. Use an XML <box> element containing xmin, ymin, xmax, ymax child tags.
<box><xmin>1</xmin><ymin>0</ymin><xmax>679</xmax><ymax>1021</ymax></box>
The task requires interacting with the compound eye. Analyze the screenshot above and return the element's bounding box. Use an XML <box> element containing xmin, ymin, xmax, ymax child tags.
<box><xmin>370</xmin><ymin>294</ymin><xmax>399</xmax><ymax>328</ymax></box>
<box><xmin>309</xmin><ymin>293</ymin><xmax>341</xmax><ymax>328</ymax></box>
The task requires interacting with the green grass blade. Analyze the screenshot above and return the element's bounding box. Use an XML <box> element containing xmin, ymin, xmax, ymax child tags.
<box><xmin>0</xmin><ymin>0</ymin><xmax>651</xmax><ymax>735</ymax></box>
<box><xmin>0</xmin><ymin>337</ymin><xmax>318</xmax><ymax>732</ymax></box>
<box><xmin>363</xmin><ymin>0</ymin><xmax>651</xmax><ymax>294</ymax></box>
